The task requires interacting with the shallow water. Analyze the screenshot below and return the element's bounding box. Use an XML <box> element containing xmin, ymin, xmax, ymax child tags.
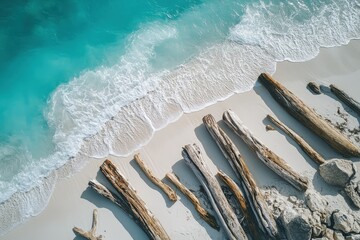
<box><xmin>0</xmin><ymin>0</ymin><xmax>359</xmax><ymax>235</ymax></box>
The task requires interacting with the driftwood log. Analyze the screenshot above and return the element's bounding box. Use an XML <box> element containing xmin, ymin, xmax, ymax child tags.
<box><xmin>267</xmin><ymin>115</ymin><xmax>360</xmax><ymax>208</ymax></box>
<box><xmin>88</xmin><ymin>180</ymin><xmax>151</xmax><ymax>232</ymax></box>
<box><xmin>100</xmin><ymin>159</ymin><xmax>170</xmax><ymax>240</ymax></box>
<box><xmin>267</xmin><ymin>114</ymin><xmax>325</xmax><ymax>165</ymax></box>
<box><xmin>258</xmin><ymin>73</ymin><xmax>360</xmax><ymax>157</ymax></box>
<box><xmin>330</xmin><ymin>84</ymin><xmax>360</xmax><ymax>115</ymax></box>
<box><xmin>307</xmin><ymin>82</ymin><xmax>321</xmax><ymax>94</ymax></box>
<box><xmin>222</xmin><ymin>111</ymin><xmax>308</xmax><ymax>192</ymax></box>
<box><xmin>134</xmin><ymin>153</ymin><xmax>177</xmax><ymax>201</ymax></box>
<box><xmin>73</xmin><ymin>209</ymin><xmax>102</xmax><ymax>240</ymax></box>
<box><xmin>183</xmin><ymin>144</ymin><xmax>248</xmax><ymax>240</ymax></box>
<box><xmin>202</xmin><ymin>114</ymin><xmax>278</xmax><ymax>238</ymax></box>
<box><xmin>165</xmin><ymin>172</ymin><xmax>219</xmax><ymax>229</ymax></box>
<box><xmin>217</xmin><ymin>171</ymin><xmax>262</xmax><ymax>240</ymax></box>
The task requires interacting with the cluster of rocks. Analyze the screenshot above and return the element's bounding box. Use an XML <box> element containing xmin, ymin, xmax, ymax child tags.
<box><xmin>319</xmin><ymin>158</ymin><xmax>360</xmax><ymax>209</ymax></box>
<box><xmin>263</xmin><ymin>188</ymin><xmax>360</xmax><ymax>240</ymax></box>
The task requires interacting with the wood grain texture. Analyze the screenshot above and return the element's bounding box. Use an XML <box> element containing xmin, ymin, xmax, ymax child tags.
<box><xmin>202</xmin><ymin>114</ymin><xmax>278</xmax><ymax>239</ymax></box>
<box><xmin>183</xmin><ymin>143</ymin><xmax>248</xmax><ymax>240</ymax></box>
<box><xmin>166</xmin><ymin>172</ymin><xmax>219</xmax><ymax>229</ymax></box>
<box><xmin>134</xmin><ymin>153</ymin><xmax>177</xmax><ymax>201</ymax></box>
<box><xmin>259</xmin><ymin>73</ymin><xmax>360</xmax><ymax>157</ymax></box>
<box><xmin>222</xmin><ymin>111</ymin><xmax>308</xmax><ymax>192</ymax></box>
<box><xmin>267</xmin><ymin>114</ymin><xmax>325</xmax><ymax>165</ymax></box>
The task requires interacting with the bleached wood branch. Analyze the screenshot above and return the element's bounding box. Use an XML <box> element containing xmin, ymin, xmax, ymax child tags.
<box><xmin>134</xmin><ymin>153</ymin><xmax>177</xmax><ymax>201</ymax></box>
<box><xmin>222</xmin><ymin>111</ymin><xmax>308</xmax><ymax>192</ymax></box>
<box><xmin>166</xmin><ymin>172</ymin><xmax>219</xmax><ymax>229</ymax></box>
<box><xmin>202</xmin><ymin>114</ymin><xmax>278</xmax><ymax>239</ymax></box>
<box><xmin>183</xmin><ymin>144</ymin><xmax>248</xmax><ymax>240</ymax></box>
<box><xmin>259</xmin><ymin>73</ymin><xmax>360</xmax><ymax>157</ymax></box>
<box><xmin>73</xmin><ymin>209</ymin><xmax>102</xmax><ymax>240</ymax></box>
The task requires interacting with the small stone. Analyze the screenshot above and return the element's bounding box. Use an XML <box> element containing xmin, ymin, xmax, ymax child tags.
<box><xmin>307</xmin><ymin>81</ymin><xmax>322</xmax><ymax>94</ymax></box>
<box><xmin>345</xmin><ymin>180</ymin><xmax>360</xmax><ymax>208</ymax></box>
<box><xmin>288</xmin><ymin>196</ymin><xmax>298</xmax><ymax>204</ymax></box>
<box><xmin>324</xmin><ymin>227</ymin><xmax>334</xmax><ymax>239</ymax></box>
<box><xmin>345</xmin><ymin>234</ymin><xmax>360</xmax><ymax>240</ymax></box>
<box><xmin>305</xmin><ymin>189</ymin><xmax>328</xmax><ymax>213</ymax></box>
<box><xmin>319</xmin><ymin>159</ymin><xmax>356</xmax><ymax>187</ymax></box>
<box><xmin>266</xmin><ymin>124</ymin><xmax>275</xmax><ymax>131</ymax></box>
<box><xmin>312</xmin><ymin>224</ymin><xmax>326</xmax><ymax>237</ymax></box>
<box><xmin>280</xmin><ymin>208</ymin><xmax>312</xmax><ymax>240</ymax></box>
<box><xmin>353</xmin><ymin>219</ymin><xmax>360</xmax><ymax>233</ymax></box>
<box><xmin>334</xmin><ymin>231</ymin><xmax>345</xmax><ymax>240</ymax></box>
<box><xmin>333</xmin><ymin>211</ymin><xmax>354</xmax><ymax>234</ymax></box>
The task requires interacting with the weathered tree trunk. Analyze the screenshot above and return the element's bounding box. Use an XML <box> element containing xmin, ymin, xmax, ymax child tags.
<box><xmin>134</xmin><ymin>153</ymin><xmax>177</xmax><ymax>202</ymax></box>
<box><xmin>183</xmin><ymin>144</ymin><xmax>248</xmax><ymax>240</ymax></box>
<box><xmin>222</xmin><ymin>111</ymin><xmax>308</xmax><ymax>192</ymax></box>
<box><xmin>202</xmin><ymin>114</ymin><xmax>278</xmax><ymax>239</ymax></box>
<box><xmin>267</xmin><ymin>114</ymin><xmax>325</xmax><ymax>165</ymax></box>
<box><xmin>73</xmin><ymin>209</ymin><xmax>102</xmax><ymax>240</ymax></box>
<box><xmin>165</xmin><ymin>172</ymin><xmax>219</xmax><ymax>229</ymax></box>
<box><xmin>217</xmin><ymin>171</ymin><xmax>263</xmax><ymax>240</ymax></box>
<box><xmin>100</xmin><ymin>159</ymin><xmax>170</xmax><ymax>240</ymax></box>
<box><xmin>330</xmin><ymin>84</ymin><xmax>360</xmax><ymax>116</ymax></box>
<box><xmin>258</xmin><ymin>73</ymin><xmax>360</xmax><ymax>157</ymax></box>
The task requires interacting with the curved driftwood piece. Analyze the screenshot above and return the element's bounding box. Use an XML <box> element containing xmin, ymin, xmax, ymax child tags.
<box><xmin>222</xmin><ymin>111</ymin><xmax>308</xmax><ymax>192</ymax></box>
<box><xmin>100</xmin><ymin>159</ymin><xmax>170</xmax><ymax>240</ymax></box>
<box><xmin>165</xmin><ymin>172</ymin><xmax>219</xmax><ymax>229</ymax></box>
<box><xmin>307</xmin><ymin>82</ymin><xmax>321</xmax><ymax>94</ymax></box>
<box><xmin>267</xmin><ymin>114</ymin><xmax>325</xmax><ymax>165</ymax></box>
<box><xmin>330</xmin><ymin>84</ymin><xmax>360</xmax><ymax>115</ymax></box>
<box><xmin>73</xmin><ymin>209</ymin><xmax>102</xmax><ymax>240</ymax></box>
<box><xmin>217</xmin><ymin>171</ymin><xmax>263</xmax><ymax>240</ymax></box>
<box><xmin>134</xmin><ymin>153</ymin><xmax>177</xmax><ymax>202</ymax></box>
<box><xmin>202</xmin><ymin>114</ymin><xmax>278</xmax><ymax>239</ymax></box>
<box><xmin>183</xmin><ymin>144</ymin><xmax>248</xmax><ymax>240</ymax></box>
<box><xmin>258</xmin><ymin>73</ymin><xmax>360</xmax><ymax>157</ymax></box>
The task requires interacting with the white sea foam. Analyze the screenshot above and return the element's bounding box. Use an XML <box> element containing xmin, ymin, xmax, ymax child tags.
<box><xmin>1</xmin><ymin>0</ymin><xmax>360</xmax><ymax>237</ymax></box>
<box><xmin>229</xmin><ymin>0</ymin><xmax>360</xmax><ymax>62</ymax></box>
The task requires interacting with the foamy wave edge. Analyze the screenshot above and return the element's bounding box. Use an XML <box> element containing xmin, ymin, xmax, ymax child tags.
<box><xmin>1</xmin><ymin>0</ymin><xmax>360</xmax><ymax>236</ymax></box>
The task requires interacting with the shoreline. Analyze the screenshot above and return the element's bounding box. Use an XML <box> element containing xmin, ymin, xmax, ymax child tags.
<box><xmin>2</xmin><ymin>40</ymin><xmax>360</xmax><ymax>239</ymax></box>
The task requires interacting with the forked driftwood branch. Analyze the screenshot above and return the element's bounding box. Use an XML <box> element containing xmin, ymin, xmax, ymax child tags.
<box><xmin>202</xmin><ymin>114</ymin><xmax>278</xmax><ymax>238</ymax></box>
<box><xmin>221</xmin><ymin>111</ymin><xmax>308</xmax><ymax>192</ymax></box>
<box><xmin>88</xmin><ymin>180</ymin><xmax>149</xmax><ymax>232</ymax></box>
<box><xmin>258</xmin><ymin>73</ymin><xmax>360</xmax><ymax>157</ymax></box>
<box><xmin>100</xmin><ymin>159</ymin><xmax>170</xmax><ymax>240</ymax></box>
<box><xmin>134</xmin><ymin>153</ymin><xmax>177</xmax><ymax>201</ymax></box>
<box><xmin>217</xmin><ymin>171</ymin><xmax>262</xmax><ymax>240</ymax></box>
<box><xmin>267</xmin><ymin>114</ymin><xmax>325</xmax><ymax>165</ymax></box>
<box><xmin>73</xmin><ymin>209</ymin><xmax>102</xmax><ymax>240</ymax></box>
<box><xmin>183</xmin><ymin>144</ymin><xmax>248</xmax><ymax>240</ymax></box>
<box><xmin>165</xmin><ymin>172</ymin><xmax>219</xmax><ymax>229</ymax></box>
<box><xmin>330</xmin><ymin>84</ymin><xmax>360</xmax><ymax>115</ymax></box>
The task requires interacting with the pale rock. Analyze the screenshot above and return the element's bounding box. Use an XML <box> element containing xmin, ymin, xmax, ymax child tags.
<box><xmin>333</xmin><ymin>211</ymin><xmax>354</xmax><ymax>234</ymax></box>
<box><xmin>353</xmin><ymin>219</ymin><xmax>360</xmax><ymax>233</ymax></box>
<box><xmin>280</xmin><ymin>207</ymin><xmax>312</xmax><ymax>240</ymax></box>
<box><xmin>305</xmin><ymin>189</ymin><xmax>328</xmax><ymax>214</ymax></box>
<box><xmin>334</xmin><ymin>231</ymin><xmax>345</xmax><ymax>240</ymax></box>
<box><xmin>288</xmin><ymin>196</ymin><xmax>297</xmax><ymax>204</ymax></box>
<box><xmin>324</xmin><ymin>228</ymin><xmax>334</xmax><ymax>240</ymax></box>
<box><xmin>319</xmin><ymin>159</ymin><xmax>356</xmax><ymax>187</ymax></box>
<box><xmin>345</xmin><ymin>234</ymin><xmax>360</xmax><ymax>240</ymax></box>
<box><xmin>345</xmin><ymin>180</ymin><xmax>360</xmax><ymax>208</ymax></box>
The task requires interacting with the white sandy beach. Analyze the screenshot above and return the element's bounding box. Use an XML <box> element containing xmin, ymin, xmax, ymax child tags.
<box><xmin>2</xmin><ymin>40</ymin><xmax>360</xmax><ymax>240</ymax></box>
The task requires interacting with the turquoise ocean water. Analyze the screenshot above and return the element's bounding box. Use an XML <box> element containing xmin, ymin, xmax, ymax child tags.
<box><xmin>0</xmin><ymin>0</ymin><xmax>359</xmax><ymax>235</ymax></box>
